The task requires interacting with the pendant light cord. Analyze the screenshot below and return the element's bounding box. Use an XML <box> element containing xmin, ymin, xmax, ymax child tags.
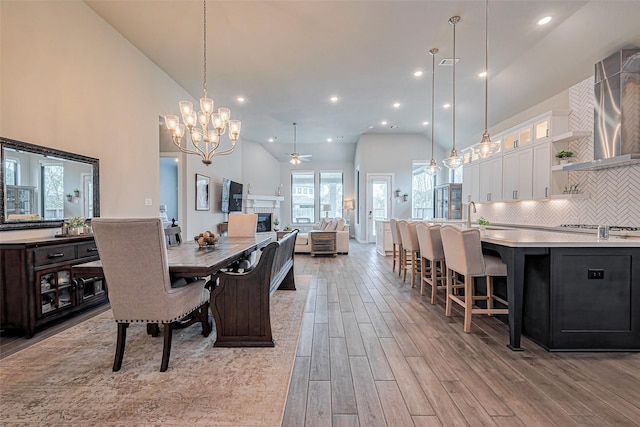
<box><xmin>430</xmin><ymin>48</ymin><xmax>438</xmax><ymax>160</ymax></box>
<box><xmin>484</xmin><ymin>0</ymin><xmax>489</xmax><ymax>133</ymax></box>
<box><xmin>203</xmin><ymin>0</ymin><xmax>207</xmax><ymax>98</ymax></box>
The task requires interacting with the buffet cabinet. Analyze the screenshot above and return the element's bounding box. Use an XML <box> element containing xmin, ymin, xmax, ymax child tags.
<box><xmin>0</xmin><ymin>235</ymin><xmax>106</xmax><ymax>338</ymax></box>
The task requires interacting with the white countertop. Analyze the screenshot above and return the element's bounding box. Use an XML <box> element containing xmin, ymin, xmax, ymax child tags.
<box><xmin>479</xmin><ymin>227</ymin><xmax>640</xmax><ymax>248</ymax></box>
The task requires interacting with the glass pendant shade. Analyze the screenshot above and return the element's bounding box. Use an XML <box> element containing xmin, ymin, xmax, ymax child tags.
<box><xmin>443</xmin><ymin>16</ymin><xmax>463</xmax><ymax>170</ymax></box>
<box><xmin>426</xmin><ymin>158</ymin><xmax>441</xmax><ymax>176</ymax></box>
<box><xmin>443</xmin><ymin>148</ymin><xmax>463</xmax><ymax>169</ymax></box>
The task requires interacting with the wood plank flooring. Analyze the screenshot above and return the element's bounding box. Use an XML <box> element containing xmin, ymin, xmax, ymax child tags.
<box><xmin>2</xmin><ymin>240</ymin><xmax>639</xmax><ymax>426</ymax></box>
<box><xmin>282</xmin><ymin>241</ymin><xmax>640</xmax><ymax>427</ymax></box>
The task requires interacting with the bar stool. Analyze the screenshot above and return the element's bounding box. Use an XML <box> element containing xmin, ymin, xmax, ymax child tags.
<box><xmin>416</xmin><ymin>222</ymin><xmax>447</xmax><ymax>304</ymax></box>
<box><xmin>440</xmin><ymin>224</ymin><xmax>508</xmax><ymax>332</ymax></box>
<box><xmin>389</xmin><ymin>218</ymin><xmax>402</xmax><ymax>276</ymax></box>
<box><xmin>389</xmin><ymin>218</ymin><xmax>402</xmax><ymax>274</ymax></box>
<box><xmin>398</xmin><ymin>220</ymin><xmax>420</xmax><ymax>287</ymax></box>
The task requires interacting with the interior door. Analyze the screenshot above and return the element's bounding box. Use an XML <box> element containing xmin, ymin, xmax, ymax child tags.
<box><xmin>366</xmin><ymin>174</ymin><xmax>392</xmax><ymax>243</ymax></box>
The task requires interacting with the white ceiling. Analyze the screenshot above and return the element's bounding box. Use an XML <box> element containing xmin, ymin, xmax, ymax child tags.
<box><xmin>85</xmin><ymin>0</ymin><xmax>640</xmax><ymax>163</ymax></box>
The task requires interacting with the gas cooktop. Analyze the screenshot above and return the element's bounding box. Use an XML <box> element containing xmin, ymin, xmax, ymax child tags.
<box><xmin>559</xmin><ymin>224</ymin><xmax>640</xmax><ymax>232</ymax></box>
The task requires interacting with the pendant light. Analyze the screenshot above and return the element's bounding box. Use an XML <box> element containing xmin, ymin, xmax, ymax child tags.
<box><xmin>427</xmin><ymin>48</ymin><xmax>442</xmax><ymax>176</ymax></box>
<box><xmin>477</xmin><ymin>0</ymin><xmax>499</xmax><ymax>158</ymax></box>
<box><xmin>443</xmin><ymin>16</ymin><xmax>464</xmax><ymax>170</ymax></box>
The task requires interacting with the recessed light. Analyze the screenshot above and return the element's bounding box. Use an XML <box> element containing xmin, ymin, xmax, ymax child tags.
<box><xmin>368</xmin><ymin>125</ymin><xmax>374</xmax><ymax>129</ymax></box>
<box><xmin>443</xmin><ymin>103</ymin><xmax>451</xmax><ymax>109</ymax></box>
<box><xmin>327</xmin><ymin>138</ymin><xmax>333</xmax><ymax>142</ymax></box>
<box><xmin>330</xmin><ymin>96</ymin><xmax>339</xmax><ymax>103</ymax></box>
<box><xmin>381</xmin><ymin>121</ymin><xmax>388</xmax><ymax>125</ymax></box>
<box><xmin>414</xmin><ymin>70</ymin><xmax>423</xmax><ymax>77</ymax></box>
<box><xmin>423</xmin><ymin>121</ymin><xmax>429</xmax><ymax>126</ymax></box>
<box><xmin>537</xmin><ymin>16</ymin><xmax>552</xmax><ymax>25</ymax></box>
<box><xmin>393</xmin><ymin>102</ymin><xmax>401</xmax><ymax>109</ymax></box>
<box><xmin>237</xmin><ymin>96</ymin><xmax>245</xmax><ymax>103</ymax></box>
<box><xmin>268</xmin><ymin>137</ymin><xmax>276</xmax><ymax>142</ymax></box>
<box><xmin>478</xmin><ymin>71</ymin><xmax>487</xmax><ymax>78</ymax></box>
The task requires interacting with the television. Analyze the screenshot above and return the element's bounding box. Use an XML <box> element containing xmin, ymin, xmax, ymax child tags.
<box><xmin>221</xmin><ymin>178</ymin><xmax>243</xmax><ymax>212</ymax></box>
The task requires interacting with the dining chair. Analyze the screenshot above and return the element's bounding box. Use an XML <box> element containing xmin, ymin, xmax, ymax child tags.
<box><xmin>398</xmin><ymin>220</ymin><xmax>420</xmax><ymax>287</ymax></box>
<box><xmin>439</xmin><ymin>224</ymin><xmax>508</xmax><ymax>332</ymax></box>
<box><xmin>416</xmin><ymin>222</ymin><xmax>447</xmax><ymax>304</ymax></box>
<box><xmin>227</xmin><ymin>213</ymin><xmax>258</xmax><ymax>237</ymax></box>
<box><xmin>227</xmin><ymin>213</ymin><xmax>259</xmax><ymax>270</ymax></box>
<box><xmin>92</xmin><ymin>217</ymin><xmax>211</xmax><ymax>372</ymax></box>
<box><xmin>164</xmin><ymin>224</ymin><xmax>182</xmax><ymax>246</ymax></box>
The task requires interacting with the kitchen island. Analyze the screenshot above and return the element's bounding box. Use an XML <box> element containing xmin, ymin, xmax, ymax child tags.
<box><xmin>478</xmin><ymin>227</ymin><xmax>640</xmax><ymax>351</ymax></box>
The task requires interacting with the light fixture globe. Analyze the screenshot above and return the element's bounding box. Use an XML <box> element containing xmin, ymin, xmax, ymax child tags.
<box><xmin>443</xmin><ymin>16</ymin><xmax>463</xmax><ymax>170</ymax></box>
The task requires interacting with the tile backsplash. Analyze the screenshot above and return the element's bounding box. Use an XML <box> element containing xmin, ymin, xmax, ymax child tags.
<box><xmin>477</xmin><ymin>77</ymin><xmax>640</xmax><ymax>227</ymax></box>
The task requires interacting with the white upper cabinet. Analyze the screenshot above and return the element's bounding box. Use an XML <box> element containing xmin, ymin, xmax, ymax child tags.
<box><xmin>533</xmin><ymin>142</ymin><xmax>553</xmax><ymax>199</ymax></box>
<box><xmin>462</xmin><ymin>163</ymin><xmax>480</xmax><ymax>203</ymax></box>
<box><xmin>502</xmin><ymin>147</ymin><xmax>533</xmax><ymax>201</ymax></box>
<box><xmin>479</xmin><ymin>157</ymin><xmax>503</xmax><ymax>202</ymax></box>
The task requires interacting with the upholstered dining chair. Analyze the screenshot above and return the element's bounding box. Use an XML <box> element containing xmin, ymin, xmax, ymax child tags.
<box><xmin>227</xmin><ymin>213</ymin><xmax>259</xmax><ymax>270</ymax></box>
<box><xmin>416</xmin><ymin>222</ymin><xmax>447</xmax><ymax>304</ymax></box>
<box><xmin>439</xmin><ymin>224</ymin><xmax>509</xmax><ymax>332</ymax></box>
<box><xmin>227</xmin><ymin>213</ymin><xmax>258</xmax><ymax>237</ymax></box>
<box><xmin>398</xmin><ymin>220</ymin><xmax>420</xmax><ymax>287</ymax></box>
<box><xmin>389</xmin><ymin>218</ymin><xmax>401</xmax><ymax>274</ymax></box>
<box><xmin>92</xmin><ymin>217</ymin><xmax>211</xmax><ymax>372</ymax></box>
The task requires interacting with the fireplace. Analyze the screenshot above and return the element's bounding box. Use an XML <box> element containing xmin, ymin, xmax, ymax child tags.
<box><xmin>256</xmin><ymin>213</ymin><xmax>272</xmax><ymax>233</ymax></box>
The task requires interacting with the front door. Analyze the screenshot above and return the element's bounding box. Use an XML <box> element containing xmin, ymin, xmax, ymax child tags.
<box><xmin>366</xmin><ymin>174</ymin><xmax>393</xmax><ymax>243</ymax></box>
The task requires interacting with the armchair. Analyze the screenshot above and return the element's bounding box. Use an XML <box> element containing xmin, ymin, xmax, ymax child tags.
<box><xmin>92</xmin><ymin>218</ymin><xmax>211</xmax><ymax>372</ymax></box>
<box><xmin>294</xmin><ymin>217</ymin><xmax>349</xmax><ymax>254</ymax></box>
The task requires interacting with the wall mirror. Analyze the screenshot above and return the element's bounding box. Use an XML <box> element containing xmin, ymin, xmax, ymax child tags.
<box><xmin>1</xmin><ymin>137</ymin><xmax>100</xmax><ymax>231</ymax></box>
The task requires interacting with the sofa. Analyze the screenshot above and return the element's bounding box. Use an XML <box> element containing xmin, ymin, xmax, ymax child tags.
<box><xmin>294</xmin><ymin>217</ymin><xmax>349</xmax><ymax>254</ymax></box>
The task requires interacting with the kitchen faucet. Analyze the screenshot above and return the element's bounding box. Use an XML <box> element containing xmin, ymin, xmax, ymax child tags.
<box><xmin>466</xmin><ymin>201</ymin><xmax>476</xmax><ymax>228</ymax></box>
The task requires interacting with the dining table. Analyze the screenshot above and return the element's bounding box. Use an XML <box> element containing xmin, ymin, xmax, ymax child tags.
<box><xmin>72</xmin><ymin>235</ymin><xmax>272</xmax><ymax>279</ymax></box>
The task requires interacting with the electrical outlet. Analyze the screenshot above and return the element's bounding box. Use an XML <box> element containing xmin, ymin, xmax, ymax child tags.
<box><xmin>144</xmin><ymin>198</ymin><xmax>152</xmax><ymax>206</ymax></box>
<box><xmin>588</xmin><ymin>269</ymin><xmax>604</xmax><ymax>279</ymax></box>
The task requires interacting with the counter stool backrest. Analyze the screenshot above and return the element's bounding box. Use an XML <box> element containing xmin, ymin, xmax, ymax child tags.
<box><xmin>398</xmin><ymin>220</ymin><xmax>418</xmax><ymax>252</ymax></box>
<box><xmin>439</xmin><ymin>225</ymin><xmax>485</xmax><ymax>277</ymax></box>
<box><xmin>416</xmin><ymin>223</ymin><xmax>444</xmax><ymax>261</ymax></box>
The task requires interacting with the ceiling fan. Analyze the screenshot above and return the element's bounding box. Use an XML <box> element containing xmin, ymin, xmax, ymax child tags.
<box><xmin>288</xmin><ymin>122</ymin><xmax>312</xmax><ymax>164</ymax></box>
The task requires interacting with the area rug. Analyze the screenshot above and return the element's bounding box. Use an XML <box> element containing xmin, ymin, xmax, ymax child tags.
<box><xmin>0</xmin><ymin>278</ymin><xmax>309</xmax><ymax>426</ymax></box>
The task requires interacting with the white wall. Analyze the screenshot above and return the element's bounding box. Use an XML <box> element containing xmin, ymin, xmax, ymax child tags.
<box><xmin>242</xmin><ymin>141</ymin><xmax>281</xmax><ymax>197</ymax></box>
<box><xmin>0</xmin><ymin>1</ymin><xmax>251</xmax><ymax>241</ymax></box>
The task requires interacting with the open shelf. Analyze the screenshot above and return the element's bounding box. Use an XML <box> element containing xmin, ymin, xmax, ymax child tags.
<box><xmin>551</xmin><ymin>130</ymin><xmax>591</xmax><ymax>143</ymax></box>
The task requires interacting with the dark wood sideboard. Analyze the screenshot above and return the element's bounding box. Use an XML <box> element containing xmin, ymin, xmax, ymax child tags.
<box><xmin>0</xmin><ymin>235</ymin><xmax>107</xmax><ymax>338</ymax></box>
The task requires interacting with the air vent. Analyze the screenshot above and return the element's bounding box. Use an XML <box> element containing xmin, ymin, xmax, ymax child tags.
<box><xmin>439</xmin><ymin>58</ymin><xmax>459</xmax><ymax>66</ymax></box>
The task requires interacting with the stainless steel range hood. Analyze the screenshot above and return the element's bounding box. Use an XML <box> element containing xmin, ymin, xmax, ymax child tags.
<box><xmin>564</xmin><ymin>48</ymin><xmax>640</xmax><ymax>171</ymax></box>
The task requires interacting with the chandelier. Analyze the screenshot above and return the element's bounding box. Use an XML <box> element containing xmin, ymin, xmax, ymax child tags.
<box><xmin>443</xmin><ymin>16</ymin><xmax>464</xmax><ymax>170</ymax></box>
<box><xmin>477</xmin><ymin>0</ymin><xmax>500</xmax><ymax>159</ymax></box>
<box><xmin>427</xmin><ymin>48</ymin><xmax>442</xmax><ymax>176</ymax></box>
<box><xmin>164</xmin><ymin>0</ymin><xmax>240</xmax><ymax>166</ymax></box>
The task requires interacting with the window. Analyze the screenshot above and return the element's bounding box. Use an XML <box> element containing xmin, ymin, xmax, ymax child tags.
<box><xmin>412</xmin><ymin>161</ymin><xmax>435</xmax><ymax>219</ymax></box>
<box><xmin>291</xmin><ymin>171</ymin><xmax>315</xmax><ymax>224</ymax></box>
<box><xmin>319</xmin><ymin>171</ymin><xmax>343</xmax><ymax>219</ymax></box>
<box><xmin>41</xmin><ymin>164</ymin><xmax>64</xmax><ymax>219</ymax></box>
<box><xmin>5</xmin><ymin>159</ymin><xmax>18</xmax><ymax>185</ymax></box>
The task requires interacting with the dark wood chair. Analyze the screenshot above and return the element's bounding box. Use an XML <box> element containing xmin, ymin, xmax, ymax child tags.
<box><xmin>92</xmin><ymin>217</ymin><xmax>211</xmax><ymax>372</ymax></box>
<box><xmin>164</xmin><ymin>224</ymin><xmax>182</xmax><ymax>246</ymax></box>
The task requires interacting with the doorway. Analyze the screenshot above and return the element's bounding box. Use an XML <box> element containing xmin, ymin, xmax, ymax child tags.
<box><xmin>159</xmin><ymin>155</ymin><xmax>180</xmax><ymax>224</ymax></box>
<box><xmin>366</xmin><ymin>173</ymin><xmax>393</xmax><ymax>243</ymax></box>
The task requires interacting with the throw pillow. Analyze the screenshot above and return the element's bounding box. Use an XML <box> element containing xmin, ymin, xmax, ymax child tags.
<box><xmin>326</xmin><ymin>219</ymin><xmax>338</xmax><ymax>231</ymax></box>
<box><xmin>335</xmin><ymin>217</ymin><xmax>346</xmax><ymax>231</ymax></box>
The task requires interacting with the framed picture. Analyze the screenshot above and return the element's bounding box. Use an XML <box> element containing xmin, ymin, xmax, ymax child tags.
<box><xmin>195</xmin><ymin>174</ymin><xmax>210</xmax><ymax>211</ymax></box>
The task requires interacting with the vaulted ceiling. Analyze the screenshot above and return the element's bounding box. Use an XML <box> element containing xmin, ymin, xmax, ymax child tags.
<box><xmin>85</xmin><ymin>1</ymin><xmax>640</xmax><ymax>163</ymax></box>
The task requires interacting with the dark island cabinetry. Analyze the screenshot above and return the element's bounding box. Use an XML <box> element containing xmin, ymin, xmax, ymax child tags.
<box><xmin>0</xmin><ymin>235</ymin><xmax>107</xmax><ymax>338</ymax></box>
<box><xmin>522</xmin><ymin>247</ymin><xmax>640</xmax><ymax>351</ymax></box>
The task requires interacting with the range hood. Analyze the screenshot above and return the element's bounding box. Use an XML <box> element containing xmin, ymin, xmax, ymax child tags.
<box><xmin>564</xmin><ymin>49</ymin><xmax>640</xmax><ymax>171</ymax></box>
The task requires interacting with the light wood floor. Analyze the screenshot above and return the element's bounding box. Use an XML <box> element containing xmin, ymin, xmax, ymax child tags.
<box><xmin>282</xmin><ymin>241</ymin><xmax>640</xmax><ymax>427</ymax></box>
<box><xmin>2</xmin><ymin>241</ymin><xmax>639</xmax><ymax>426</ymax></box>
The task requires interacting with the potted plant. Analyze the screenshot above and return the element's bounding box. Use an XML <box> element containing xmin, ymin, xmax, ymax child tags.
<box><xmin>68</xmin><ymin>216</ymin><xmax>86</xmax><ymax>234</ymax></box>
<box><xmin>73</xmin><ymin>188</ymin><xmax>80</xmax><ymax>197</ymax></box>
<box><xmin>556</xmin><ymin>150</ymin><xmax>574</xmax><ymax>165</ymax></box>
<box><xmin>66</xmin><ymin>193</ymin><xmax>73</xmax><ymax>202</ymax></box>
<box><xmin>402</xmin><ymin>193</ymin><xmax>409</xmax><ymax>202</ymax></box>
<box><xmin>477</xmin><ymin>216</ymin><xmax>490</xmax><ymax>233</ymax></box>
<box><xmin>273</xmin><ymin>219</ymin><xmax>280</xmax><ymax>231</ymax></box>
<box><xmin>395</xmin><ymin>188</ymin><xmax>401</xmax><ymax>198</ymax></box>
